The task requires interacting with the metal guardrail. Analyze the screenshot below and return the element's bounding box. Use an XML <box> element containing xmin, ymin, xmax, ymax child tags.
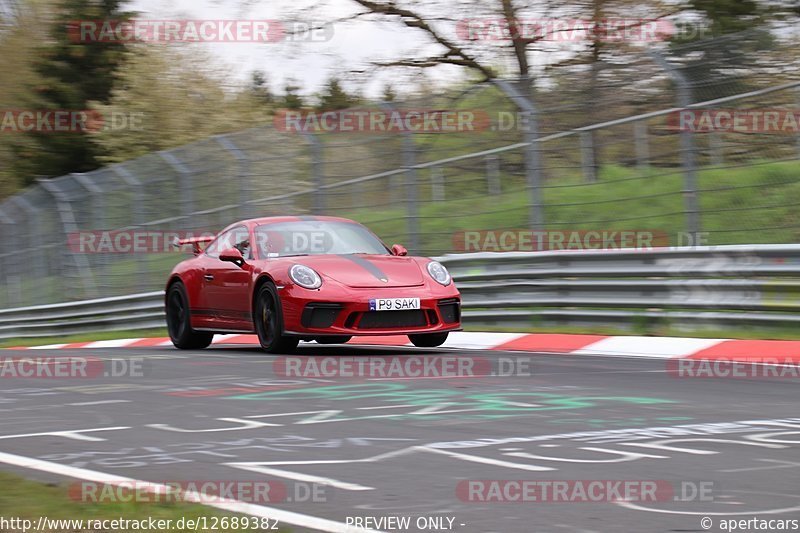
<box><xmin>0</xmin><ymin>292</ymin><xmax>164</xmax><ymax>339</ymax></box>
<box><xmin>442</xmin><ymin>244</ymin><xmax>800</xmax><ymax>330</ymax></box>
<box><xmin>2</xmin><ymin>245</ymin><xmax>799</xmax><ymax>340</ymax></box>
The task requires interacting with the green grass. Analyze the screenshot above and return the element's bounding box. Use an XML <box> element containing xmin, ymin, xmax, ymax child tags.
<box><xmin>348</xmin><ymin>159</ymin><xmax>800</xmax><ymax>252</ymax></box>
<box><xmin>0</xmin><ymin>328</ymin><xmax>167</xmax><ymax>348</ymax></box>
<box><xmin>0</xmin><ymin>472</ymin><xmax>286</xmax><ymax>532</ymax></box>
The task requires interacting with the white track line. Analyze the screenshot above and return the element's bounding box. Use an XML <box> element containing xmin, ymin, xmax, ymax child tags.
<box><xmin>573</xmin><ymin>336</ymin><xmax>726</xmax><ymax>358</ymax></box>
<box><xmin>226</xmin><ymin>464</ymin><xmax>374</xmax><ymax>491</ymax></box>
<box><xmin>0</xmin><ymin>451</ymin><xmax>384</xmax><ymax>533</ymax></box>
<box><xmin>83</xmin><ymin>339</ymin><xmax>143</xmax><ymax>349</ymax></box>
<box><xmin>28</xmin><ymin>344</ymin><xmax>68</xmax><ymax>350</ymax></box>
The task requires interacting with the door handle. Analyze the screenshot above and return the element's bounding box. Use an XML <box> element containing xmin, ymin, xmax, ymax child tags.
<box><xmin>204</xmin><ymin>274</ymin><xmax>214</xmax><ymax>281</ymax></box>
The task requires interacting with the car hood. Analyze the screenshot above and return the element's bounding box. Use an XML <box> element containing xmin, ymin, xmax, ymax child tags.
<box><xmin>301</xmin><ymin>254</ymin><xmax>426</xmax><ymax>288</ymax></box>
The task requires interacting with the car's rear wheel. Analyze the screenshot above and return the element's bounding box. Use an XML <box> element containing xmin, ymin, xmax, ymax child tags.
<box><xmin>166</xmin><ymin>282</ymin><xmax>213</xmax><ymax>349</ymax></box>
<box><xmin>314</xmin><ymin>336</ymin><xmax>352</xmax><ymax>344</ymax></box>
<box><xmin>408</xmin><ymin>332</ymin><xmax>449</xmax><ymax>348</ymax></box>
<box><xmin>254</xmin><ymin>283</ymin><xmax>299</xmax><ymax>353</ymax></box>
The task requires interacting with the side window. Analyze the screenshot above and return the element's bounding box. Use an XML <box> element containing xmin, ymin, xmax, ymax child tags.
<box><xmin>205</xmin><ymin>226</ymin><xmax>247</xmax><ymax>259</ymax></box>
<box><xmin>232</xmin><ymin>228</ymin><xmax>252</xmax><ymax>259</ymax></box>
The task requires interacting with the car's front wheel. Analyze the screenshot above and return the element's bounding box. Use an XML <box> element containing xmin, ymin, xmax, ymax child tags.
<box><xmin>254</xmin><ymin>283</ymin><xmax>299</xmax><ymax>353</ymax></box>
<box><xmin>166</xmin><ymin>282</ymin><xmax>214</xmax><ymax>349</ymax></box>
<box><xmin>408</xmin><ymin>332</ymin><xmax>449</xmax><ymax>348</ymax></box>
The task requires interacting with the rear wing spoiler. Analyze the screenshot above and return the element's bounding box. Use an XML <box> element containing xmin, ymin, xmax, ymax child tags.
<box><xmin>174</xmin><ymin>235</ymin><xmax>215</xmax><ymax>255</ymax></box>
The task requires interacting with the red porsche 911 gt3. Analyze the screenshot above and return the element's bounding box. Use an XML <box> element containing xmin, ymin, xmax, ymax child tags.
<box><xmin>165</xmin><ymin>216</ymin><xmax>461</xmax><ymax>353</ymax></box>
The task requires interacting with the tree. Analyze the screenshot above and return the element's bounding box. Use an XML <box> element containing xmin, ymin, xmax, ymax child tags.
<box><xmin>316</xmin><ymin>76</ymin><xmax>358</xmax><ymax>111</ymax></box>
<box><xmin>0</xmin><ymin>0</ymin><xmax>53</xmax><ymax>197</ymax></box>
<box><xmin>382</xmin><ymin>83</ymin><xmax>396</xmax><ymax>102</ymax></box>
<box><xmin>688</xmin><ymin>0</ymin><xmax>762</xmax><ymax>36</ymax></box>
<box><xmin>10</xmin><ymin>0</ymin><xmax>132</xmax><ymax>182</ymax></box>
<box><xmin>281</xmin><ymin>78</ymin><xmax>305</xmax><ymax>110</ymax></box>
<box><xmin>251</xmin><ymin>70</ymin><xmax>274</xmax><ymax>105</ymax></box>
<box><xmin>341</xmin><ymin>0</ymin><xmax>678</xmax><ymax>83</ymax></box>
<box><xmin>89</xmin><ymin>46</ymin><xmax>272</xmax><ymax>164</ymax></box>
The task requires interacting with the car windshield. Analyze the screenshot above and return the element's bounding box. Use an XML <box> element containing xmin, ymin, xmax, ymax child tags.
<box><xmin>255</xmin><ymin>220</ymin><xmax>390</xmax><ymax>258</ymax></box>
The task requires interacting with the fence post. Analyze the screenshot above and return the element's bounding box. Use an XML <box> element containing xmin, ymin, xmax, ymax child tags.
<box><xmin>634</xmin><ymin>120</ymin><xmax>649</xmax><ymax>169</ymax></box>
<box><xmin>380</xmin><ymin>102</ymin><xmax>420</xmax><ymax>253</ymax></box>
<box><xmin>580</xmin><ymin>131</ymin><xmax>597</xmax><ymax>182</ymax></box>
<box><xmin>796</xmin><ymin>87</ymin><xmax>800</xmax><ymax>158</ymax></box>
<box><xmin>431</xmin><ymin>166</ymin><xmax>445</xmax><ymax>202</ymax></box>
<box><xmin>112</xmin><ymin>164</ymin><xmax>148</xmax><ymax>291</ymax></box>
<box><xmin>492</xmin><ymin>78</ymin><xmax>544</xmax><ymax>230</ymax></box>
<box><xmin>303</xmin><ymin>133</ymin><xmax>324</xmax><ymax>214</ymax></box>
<box><xmin>9</xmin><ymin>195</ymin><xmax>46</xmax><ymax>302</ymax></box>
<box><xmin>486</xmin><ymin>155</ymin><xmax>501</xmax><ymax>195</ymax></box>
<box><xmin>37</xmin><ymin>178</ymin><xmax>97</xmax><ymax>300</ymax></box>
<box><xmin>216</xmin><ymin>134</ymin><xmax>253</xmax><ymax>218</ymax></box>
<box><xmin>159</xmin><ymin>151</ymin><xmax>194</xmax><ymax>227</ymax></box>
<box><xmin>708</xmin><ymin>129</ymin><xmax>723</xmax><ymax>166</ymax></box>
<box><xmin>0</xmin><ymin>206</ymin><xmax>21</xmax><ymax>306</ymax></box>
<box><xmin>651</xmin><ymin>51</ymin><xmax>700</xmax><ymax>240</ymax></box>
<box><xmin>73</xmin><ymin>173</ymin><xmax>107</xmax><ymax>291</ymax></box>
<box><xmin>402</xmin><ymin>135</ymin><xmax>420</xmax><ymax>253</ymax></box>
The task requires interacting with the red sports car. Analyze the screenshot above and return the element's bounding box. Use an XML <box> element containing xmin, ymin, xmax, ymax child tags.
<box><xmin>165</xmin><ymin>216</ymin><xmax>461</xmax><ymax>353</ymax></box>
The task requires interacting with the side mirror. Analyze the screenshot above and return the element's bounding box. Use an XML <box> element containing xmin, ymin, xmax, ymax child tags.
<box><xmin>219</xmin><ymin>248</ymin><xmax>245</xmax><ymax>266</ymax></box>
<box><xmin>391</xmin><ymin>244</ymin><xmax>408</xmax><ymax>256</ymax></box>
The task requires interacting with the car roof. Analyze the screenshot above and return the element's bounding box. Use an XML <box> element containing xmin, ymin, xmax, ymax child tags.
<box><xmin>246</xmin><ymin>215</ymin><xmax>358</xmax><ymax>226</ymax></box>
<box><xmin>218</xmin><ymin>215</ymin><xmax>360</xmax><ymax>233</ymax></box>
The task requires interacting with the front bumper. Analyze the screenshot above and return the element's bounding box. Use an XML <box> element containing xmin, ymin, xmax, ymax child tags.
<box><xmin>280</xmin><ymin>285</ymin><xmax>461</xmax><ymax>336</ymax></box>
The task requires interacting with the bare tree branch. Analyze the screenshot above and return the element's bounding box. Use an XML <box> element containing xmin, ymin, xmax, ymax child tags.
<box><xmin>349</xmin><ymin>0</ymin><xmax>497</xmax><ymax>79</ymax></box>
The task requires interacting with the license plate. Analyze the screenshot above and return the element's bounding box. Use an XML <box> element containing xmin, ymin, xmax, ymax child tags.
<box><xmin>369</xmin><ymin>298</ymin><xmax>421</xmax><ymax>311</ymax></box>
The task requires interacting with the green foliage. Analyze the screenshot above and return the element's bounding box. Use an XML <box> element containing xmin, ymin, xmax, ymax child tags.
<box><xmin>89</xmin><ymin>46</ymin><xmax>272</xmax><ymax>164</ymax></box>
<box><xmin>10</xmin><ymin>0</ymin><xmax>132</xmax><ymax>182</ymax></box>
<box><xmin>382</xmin><ymin>83</ymin><xmax>396</xmax><ymax>102</ymax></box>
<box><xmin>281</xmin><ymin>78</ymin><xmax>305</xmax><ymax>110</ymax></box>
<box><xmin>689</xmin><ymin>0</ymin><xmax>763</xmax><ymax>36</ymax></box>
<box><xmin>316</xmin><ymin>76</ymin><xmax>359</xmax><ymax>111</ymax></box>
<box><xmin>250</xmin><ymin>70</ymin><xmax>274</xmax><ymax>105</ymax></box>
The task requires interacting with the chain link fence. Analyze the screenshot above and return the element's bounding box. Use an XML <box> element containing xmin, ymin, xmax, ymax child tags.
<box><xmin>1</xmin><ymin>29</ymin><xmax>799</xmax><ymax>308</ymax></box>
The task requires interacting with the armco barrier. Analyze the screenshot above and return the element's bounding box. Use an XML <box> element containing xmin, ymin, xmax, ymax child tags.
<box><xmin>1</xmin><ymin>245</ymin><xmax>799</xmax><ymax>340</ymax></box>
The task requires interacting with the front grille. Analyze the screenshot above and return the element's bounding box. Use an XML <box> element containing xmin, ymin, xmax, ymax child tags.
<box><xmin>438</xmin><ymin>298</ymin><xmax>461</xmax><ymax>324</ymax></box>
<box><xmin>357</xmin><ymin>310</ymin><xmax>428</xmax><ymax>329</ymax></box>
<box><xmin>301</xmin><ymin>303</ymin><xmax>342</xmax><ymax>328</ymax></box>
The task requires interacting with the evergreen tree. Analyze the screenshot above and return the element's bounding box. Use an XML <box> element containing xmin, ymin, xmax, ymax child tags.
<box><xmin>381</xmin><ymin>83</ymin><xmax>396</xmax><ymax>103</ymax></box>
<box><xmin>251</xmin><ymin>70</ymin><xmax>274</xmax><ymax>105</ymax></box>
<box><xmin>282</xmin><ymin>78</ymin><xmax>305</xmax><ymax>110</ymax></box>
<box><xmin>316</xmin><ymin>76</ymin><xmax>357</xmax><ymax>111</ymax></box>
<box><xmin>11</xmin><ymin>0</ymin><xmax>131</xmax><ymax>182</ymax></box>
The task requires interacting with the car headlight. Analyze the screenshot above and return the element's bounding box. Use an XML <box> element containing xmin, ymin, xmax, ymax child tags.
<box><xmin>289</xmin><ymin>264</ymin><xmax>322</xmax><ymax>289</ymax></box>
<box><xmin>426</xmin><ymin>261</ymin><xmax>451</xmax><ymax>286</ymax></box>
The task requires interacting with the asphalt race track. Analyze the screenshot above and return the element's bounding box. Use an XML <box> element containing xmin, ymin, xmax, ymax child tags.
<box><xmin>0</xmin><ymin>343</ymin><xmax>799</xmax><ymax>533</ymax></box>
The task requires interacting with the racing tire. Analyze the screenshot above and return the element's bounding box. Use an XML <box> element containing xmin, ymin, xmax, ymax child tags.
<box><xmin>166</xmin><ymin>282</ymin><xmax>214</xmax><ymax>349</ymax></box>
<box><xmin>254</xmin><ymin>282</ymin><xmax>300</xmax><ymax>354</ymax></box>
<box><xmin>408</xmin><ymin>332</ymin><xmax>449</xmax><ymax>348</ymax></box>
